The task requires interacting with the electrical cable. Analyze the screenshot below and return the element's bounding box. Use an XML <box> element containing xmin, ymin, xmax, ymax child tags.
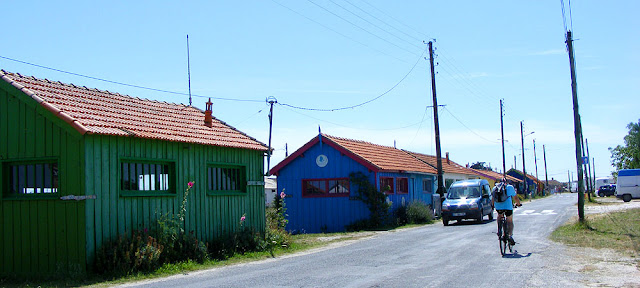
<box><xmin>442</xmin><ymin>106</ymin><xmax>499</xmax><ymax>144</ymax></box>
<box><xmin>306</xmin><ymin>0</ymin><xmax>421</xmax><ymax>57</ymax></box>
<box><xmin>328</xmin><ymin>0</ymin><xmax>423</xmax><ymax>51</ymax></box>
<box><xmin>278</xmin><ymin>48</ymin><xmax>425</xmax><ymax>111</ymax></box>
<box><xmin>270</xmin><ymin>0</ymin><xmax>413</xmax><ymax>65</ymax></box>
<box><xmin>0</xmin><ymin>55</ymin><xmax>263</xmax><ymax>103</ymax></box>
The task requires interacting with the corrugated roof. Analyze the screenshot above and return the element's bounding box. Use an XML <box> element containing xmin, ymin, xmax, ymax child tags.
<box><xmin>0</xmin><ymin>70</ymin><xmax>268</xmax><ymax>151</ymax></box>
<box><xmin>405</xmin><ymin>151</ymin><xmax>478</xmax><ymax>176</ymax></box>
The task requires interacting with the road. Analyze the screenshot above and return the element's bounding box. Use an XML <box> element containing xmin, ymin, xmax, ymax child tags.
<box><xmin>121</xmin><ymin>194</ymin><xmax>586</xmax><ymax>288</ymax></box>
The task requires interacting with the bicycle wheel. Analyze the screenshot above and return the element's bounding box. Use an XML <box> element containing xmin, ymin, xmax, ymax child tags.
<box><xmin>499</xmin><ymin>219</ymin><xmax>507</xmax><ymax>256</ymax></box>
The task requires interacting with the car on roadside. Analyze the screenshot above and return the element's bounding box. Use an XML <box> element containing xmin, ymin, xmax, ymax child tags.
<box><xmin>597</xmin><ymin>184</ymin><xmax>616</xmax><ymax>197</ymax></box>
<box><xmin>441</xmin><ymin>179</ymin><xmax>493</xmax><ymax>226</ymax></box>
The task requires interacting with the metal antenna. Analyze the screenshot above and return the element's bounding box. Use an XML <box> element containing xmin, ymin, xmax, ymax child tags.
<box><xmin>187</xmin><ymin>34</ymin><xmax>192</xmax><ymax>106</ymax></box>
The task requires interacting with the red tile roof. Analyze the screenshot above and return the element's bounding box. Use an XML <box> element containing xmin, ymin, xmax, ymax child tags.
<box><xmin>404</xmin><ymin>151</ymin><xmax>478</xmax><ymax>176</ymax></box>
<box><xmin>470</xmin><ymin>169</ymin><xmax>522</xmax><ymax>183</ymax></box>
<box><xmin>1</xmin><ymin>70</ymin><xmax>268</xmax><ymax>151</ymax></box>
<box><xmin>324</xmin><ymin>135</ymin><xmax>437</xmax><ymax>174</ymax></box>
<box><xmin>269</xmin><ymin>134</ymin><xmax>437</xmax><ymax>175</ymax></box>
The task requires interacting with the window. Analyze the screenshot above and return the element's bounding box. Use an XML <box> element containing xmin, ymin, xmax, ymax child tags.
<box><xmin>380</xmin><ymin>177</ymin><xmax>394</xmax><ymax>194</ymax></box>
<box><xmin>422</xmin><ymin>179</ymin><xmax>433</xmax><ymax>193</ymax></box>
<box><xmin>121</xmin><ymin>161</ymin><xmax>173</xmax><ymax>194</ymax></box>
<box><xmin>396</xmin><ymin>178</ymin><xmax>408</xmax><ymax>194</ymax></box>
<box><xmin>5</xmin><ymin>161</ymin><xmax>59</xmax><ymax>197</ymax></box>
<box><xmin>445</xmin><ymin>179</ymin><xmax>455</xmax><ymax>189</ymax></box>
<box><xmin>302</xmin><ymin>178</ymin><xmax>349</xmax><ymax>197</ymax></box>
<box><xmin>207</xmin><ymin>164</ymin><xmax>246</xmax><ymax>194</ymax></box>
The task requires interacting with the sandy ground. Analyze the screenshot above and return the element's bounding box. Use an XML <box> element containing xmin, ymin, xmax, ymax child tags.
<box><xmin>561</xmin><ymin>197</ymin><xmax>640</xmax><ymax>287</ymax></box>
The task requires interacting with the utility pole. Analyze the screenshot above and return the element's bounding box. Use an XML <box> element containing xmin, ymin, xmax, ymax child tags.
<box><xmin>586</xmin><ymin>138</ymin><xmax>593</xmax><ymax>201</ymax></box>
<box><xmin>514</xmin><ymin>155</ymin><xmax>517</xmax><ymax>170</ymax></box>
<box><xmin>533</xmin><ymin>139</ymin><xmax>539</xmax><ymax>196</ymax></box>
<box><xmin>543</xmin><ymin>144</ymin><xmax>549</xmax><ymax>195</ymax></box>
<box><xmin>266</xmin><ymin>97</ymin><xmax>277</xmax><ymax>175</ymax></box>
<box><xmin>566</xmin><ymin>30</ymin><xmax>585</xmax><ymax>221</ymax></box>
<box><xmin>592</xmin><ymin>157</ymin><xmax>596</xmax><ymax>192</ymax></box>
<box><xmin>428</xmin><ymin>41</ymin><xmax>445</xmax><ymax>200</ymax></box>
<box><xmin>500</xmin><ymin>100</ymin><xmax>506</xmax><ymax>179</ymax></box>
<box><xmin>568</xmin><ymin>170</ymin><xmax>571</xmax><ymax>192</ymax></box>
<box><xmin>521</xmin><ymin>121</ymin><xmax>528</xmax><ymax>198</ymax></box>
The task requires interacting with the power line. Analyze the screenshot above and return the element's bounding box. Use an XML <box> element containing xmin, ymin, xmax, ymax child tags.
<box><xmin>359</xmin><ymin>0</ymin><xmax>433</xmax><ymax>41</ymax></box>
<box><xmin>306</xmin><ymin>0</ymin><xmax>421</xmax><ymax>57</ymax></box>
<box><xmin>270</xmin><ymin>0</ymin><xmax>413</xmax><ymax>64</ymax></box>
<box><xmin>442</xmin><ymin>106</ymin><xmax>499</xmax><ymax>144</ymax></box>
<box><xmin>279</xmin><ymin>103</ymin><xmax>431</xmax><ymax>131</ymax></box>
<box><xmin>278</xmin><ymin>48</ymin><xmax>426</xmax><ymax>111</ymax></box>
<box><xmin>328</xmin><ymin>0</ymin><xmax>423</xmax><ymax>51</ymax></box>
<box><xmin>344</xmin><ymin>0</ymin><xmax>424</xmax><ymax>44</ymax></box>
<box><xmin>0</xmin><ymin>55</ymin><xmax>263</xmax><ymax>103</ymax></box>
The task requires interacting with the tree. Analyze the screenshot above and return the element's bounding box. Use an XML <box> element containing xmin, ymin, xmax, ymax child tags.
<box><xmin>609</xmin><ymin>119</ymin><xmax>640</xmax><ymax>177</ymax></box>
<box><xmin>469</xmin><ymin>161</ymin><xmax>492</xmax><ymax>171</ymax></box>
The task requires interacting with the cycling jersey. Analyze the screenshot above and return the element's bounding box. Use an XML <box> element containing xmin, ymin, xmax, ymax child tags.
<box><xmin>494</xmin><ymin>184</ymin><xmax>516</xmax><ymax>211</ymax></box>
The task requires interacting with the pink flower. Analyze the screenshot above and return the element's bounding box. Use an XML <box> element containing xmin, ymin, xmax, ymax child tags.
<box><xmin>240</xmin><ymin>215</ymin><xmax>246</xmax><ymax>222</ymax></box>
<box><xmin>280</xmin><ymin>191</ymin><xmax>286</xmax><ymax>199</ymax></box>
<box><xmin>187</xmin><ymin>181</ymin><xmax>194</xmax><ymax>188</ymax></box>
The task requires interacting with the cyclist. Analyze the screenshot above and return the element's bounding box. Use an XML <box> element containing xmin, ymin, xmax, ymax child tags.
<box><xmin>492</xmin><ymin>178</ymin><xmax>521</xmax><ymax>245</ymax></box>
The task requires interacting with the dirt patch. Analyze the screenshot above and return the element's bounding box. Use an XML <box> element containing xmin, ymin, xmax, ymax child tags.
<box><xmin>560</xmin><ymin>246</ymin><xmax>640</xmax><ymax>287</ymax></box>
<box><xmin>559</xmin><ymin>198</ymin><xmax>640</xmax><ymax>287</ymax></box>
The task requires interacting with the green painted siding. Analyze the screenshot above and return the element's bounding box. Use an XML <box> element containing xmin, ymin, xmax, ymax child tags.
<box><xmin>0</xmin><ymin>83</ymin><xmax>86</xmax><ymax>277</ymax></box>
<box><xmin>84</xmin><ymin>135</ymin><xmax>265</xmax><ymax>269</ymax></box>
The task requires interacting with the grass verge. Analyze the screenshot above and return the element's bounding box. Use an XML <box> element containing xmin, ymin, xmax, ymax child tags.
<box><xmin>0</xmin><ymin>230</ymin><xmax>387</xmax><ymax>288</ymax></box>
<box><xmin>550</xmin><ymin>208</ymin><xmax>640</xmax><ymax>263</ymax></box>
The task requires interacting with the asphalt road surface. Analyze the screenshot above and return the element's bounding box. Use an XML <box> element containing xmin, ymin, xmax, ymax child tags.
<box><xmin>121</xmin><ymin>194</ymin><xmax>587</xmax><ymax>288</ymax></box>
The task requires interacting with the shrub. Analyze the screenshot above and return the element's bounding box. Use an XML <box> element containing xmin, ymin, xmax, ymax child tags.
<box><xmin>394</xmin><ymin>205</ymin><xmax>408</xmax><ymax>226</ymax></box>
<box><xmin>95</xmin><ymin>230</ymin><xmax>163</xmax><ymax>275</ymax></box>
<box><xmin>349</xmin><ymin>172</ymin><xmax>391</xmax><ymax>228</ymax></box>
<box><xmin>406</xmin><ymin>201</ymin><xmax>434</xmax><ymax>224</ymax></box>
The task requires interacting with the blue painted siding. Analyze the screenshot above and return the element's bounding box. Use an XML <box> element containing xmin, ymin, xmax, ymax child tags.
<box><xmin>277</xmin><ymin>141</ymin><xmax>372</xmax><ymax>233</ymax></box>
<box><xmin>276</xmin><ymin>140</ymin><xmax>437</xmax><ymax>233</ymax></box>
<box><xmin>377</xmin><ymin>172</ymin><xmax>435</xmax><ymax>211</ymax></box>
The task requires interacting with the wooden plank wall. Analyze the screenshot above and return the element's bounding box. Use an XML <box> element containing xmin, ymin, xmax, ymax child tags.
<box><xmin>276</xmin><ymin>142</ymin><xmax>371</xmax><ymax>233</ymax></box>
<box><xmin>84</xmin><ymin>135</ymin><xmax>265</xmax><ymax>267</ymax></box>
<box><xmin>0</xmin><ymin>85</ymin><xmax>86</xmax><ymax>277</ymax></box>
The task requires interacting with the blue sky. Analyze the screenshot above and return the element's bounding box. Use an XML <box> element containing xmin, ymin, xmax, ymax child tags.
<box><xmin>1</xmin><ymin>1</ymin><xmax>638</xmax><ymax>182</ymax></box>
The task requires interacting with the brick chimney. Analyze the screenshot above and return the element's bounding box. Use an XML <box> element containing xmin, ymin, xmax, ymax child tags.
<box><xmin>204</xmin><ymin>98</ymin><xmax>213</xmax><ymax>127</ymax></box>
<box><xmin>446</xmin><ymin>152</ymin><xmax>450</xmax><ymax>164</ymax></box>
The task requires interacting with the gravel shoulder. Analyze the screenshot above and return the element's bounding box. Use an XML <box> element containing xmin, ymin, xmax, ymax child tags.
<box><xmin>553</xmin><ymin>197</ymin><xmax>640</xmax><ymax>287</ymax></box>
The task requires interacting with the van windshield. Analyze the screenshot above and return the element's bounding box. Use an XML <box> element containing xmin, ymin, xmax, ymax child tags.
<box><xmin>447</xmin><ymin>186</ymin><xmax>481</xmax><ymax>199</ymax></box>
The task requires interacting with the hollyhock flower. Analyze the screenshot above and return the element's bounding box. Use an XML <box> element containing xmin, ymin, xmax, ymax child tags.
<box><xmin>240</xmin><ymin>215</ymin><xmax>246</xmax><ymax>222</ymax></box>
<box><xmin>188</xmin><ymin>181</ymin><xmax>194</xmax><ymax>188</ymax></box>
<box><xmin>280</xmin><ymin>191</ymin><xmax>286</xmax><ymax>199</ymax></box>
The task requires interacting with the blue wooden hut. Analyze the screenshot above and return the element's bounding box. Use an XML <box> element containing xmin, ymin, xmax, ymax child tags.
<box><xmin>269</xmin><ymin>134</ymin><xmax>437</xmax><ymax>233</ymax></box>
<box><xmin>507</xmin><ymin>168</ymin><xmax>540</xmax><ymax>195</ymax></box>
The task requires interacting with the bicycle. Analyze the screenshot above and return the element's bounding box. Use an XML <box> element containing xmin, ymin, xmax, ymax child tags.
<box><xmin>497</xmin><ymin>204</ymin><xmax>520</xmax><ymax>256</ymax></box>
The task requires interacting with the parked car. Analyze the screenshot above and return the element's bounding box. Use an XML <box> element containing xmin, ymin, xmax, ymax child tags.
<box><xmin>597</xmin><ymin>184</ymin><xmax>616</xmax><ymax>197</ymax></box>
<box><xmin>442</xmin><ymin>179</ymin><xmax>493</xmax><ymax>226</ymax></box>
<box><xmin>616</xmin><ymin>169</ymin><xmax>640</xmax><ymax>202</ymax></box>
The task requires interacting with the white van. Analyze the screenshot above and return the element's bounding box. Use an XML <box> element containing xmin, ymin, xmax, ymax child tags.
<box><xmin>615</xmin><ymin>169</ymin><xmax>640</xmax><ymax>202</ymax></box>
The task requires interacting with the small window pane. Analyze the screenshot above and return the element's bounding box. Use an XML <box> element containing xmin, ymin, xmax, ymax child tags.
<box><xmin>5</xmin><ymin>162</ymin><xmax>59</xmax><ymax>196</ymax></box>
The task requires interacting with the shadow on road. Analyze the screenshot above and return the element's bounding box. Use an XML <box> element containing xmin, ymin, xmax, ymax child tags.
<box><xmin>502</xmin><ymin>251</ymin><xmax>532</xmax><ymax>259</ymax></box>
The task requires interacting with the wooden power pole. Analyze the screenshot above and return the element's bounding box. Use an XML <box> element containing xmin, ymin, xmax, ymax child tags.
<box><xmin>566</xmin><ymin>30</ymin><xmax>585</xmax><ymax>221</ymax></box>
<box><xmin>428</xmin><ymin>41</ymin><xmax>445</xmax><ymax>200</ymax></box>
<box><xmin>500</xmin><ymin>100</ymin><xmax>506</xmax><ymax>179</ymax></box>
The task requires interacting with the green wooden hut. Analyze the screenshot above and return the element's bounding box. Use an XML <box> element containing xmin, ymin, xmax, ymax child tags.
<box><xmin>0</xmin><ymin>70</ymin><xmax>268</xmax><ymax>277</ymax></box>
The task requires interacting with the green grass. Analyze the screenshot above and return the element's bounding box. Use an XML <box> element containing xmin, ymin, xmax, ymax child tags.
<box><xmin>0</xmin><ymin>229</ymin><xmax>394</xmax><ymax>288</ymax></box>
<box><xmin>551</xmin><ymin>208</ymin><xmax>640</xmax><ymax>262</ymax></box>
